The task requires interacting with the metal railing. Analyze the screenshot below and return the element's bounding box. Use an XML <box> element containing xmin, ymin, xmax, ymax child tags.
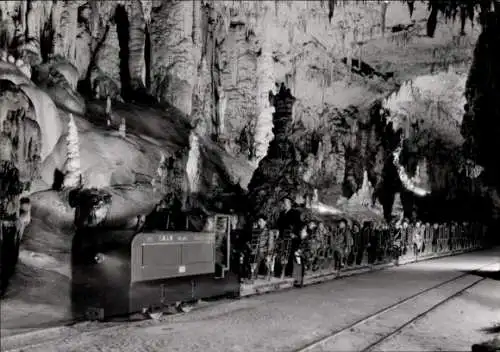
<box><xmin>241</xmin><ymin>221</ymin><xmax>488</xmax><ymax>282</ymax></box>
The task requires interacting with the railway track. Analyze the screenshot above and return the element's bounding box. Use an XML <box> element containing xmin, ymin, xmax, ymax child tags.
<box><xmin>294</xmin><ymin>262</ymin><xmax>497</xmax><ymax>352</ymax></box>
<box><xmin>2</xmin><ymin>261</ymin><xmax>496</xmax><ymax>352</ymax></box>
<box><xmin>0</xmin><ymin>298</ymin><xmax>233</xmax><ymax>352</ymax></box>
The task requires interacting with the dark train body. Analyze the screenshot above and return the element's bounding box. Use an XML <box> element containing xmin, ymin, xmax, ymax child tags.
<box><xmin>71</xmin><ymin>215</ymin><xmax>240</xmax><ymax>321</ymax></box>
<box><xmin>0</xmin><ymin>220</ymin><xmax>22</xmax><ymax>297</ymax></box>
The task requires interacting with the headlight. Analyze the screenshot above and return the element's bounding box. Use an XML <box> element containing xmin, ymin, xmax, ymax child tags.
<box><xmin>94</xmin><ymin>253</ymin><xmax>104</xmax><ymax>264</ymax></box>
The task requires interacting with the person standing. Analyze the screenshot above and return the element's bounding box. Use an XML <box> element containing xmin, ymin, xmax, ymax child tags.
<box><xmin>359</xmin><ymin>221</ymin><xmax>372</xmax><ymax>265</ymax></box>
<box><xmin>412</xmin><ymin>221</ymin><xmax>424</xmax><ymax>257</ymax></box>
<box><xmin>249</xmin><ymin>216</ymin><xmax>270</xmax><ymax>280</ymax></box>
<box><xmin>432</xmin><ymin>223</ymin><xmax>440</xmax><ymax>253</ymax></box>
<box><xmin>341</xmin><ymin>219</ymin><xmax>353</xmax><ymax>267</ymax></box>
<box><xmin>277</xmin><ymin>197</ymin><xmax>302</xmax><ymax>276</ymax></box>
<box><xmin>333</xmin><ymin>220</ymin><xmax>348</xmax><ymax>269</ymax></box>
<box><xmin>277</xmin><ymin>197</ymin><xmax>300</xmax><ymax>239</ymax></box>
<box><xmin>351</xmin><ymin>222</ymin><xmax>362</xmax><ymax>266</ymax></box>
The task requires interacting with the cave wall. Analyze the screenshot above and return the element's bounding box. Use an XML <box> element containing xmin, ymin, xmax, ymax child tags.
<box><xmin>379</xmin><ymin>69</ymin><xmax>492</xmax><ymax>222</ymax></box>
<box><xmin>0</xmin><ymin>1</ymin><xmax>477</xmax><ymax>145</ymax></box>
<box><xmin>0</xmin><ymin>80</ymin><xmax>41</xmax><ymax>188</ymax></box>
<box><xmin>462</xmin><ymin>11</ymin><xmax>500</xmax><ymax>186</ymax></box>
<box><xmin>0</xmin><ymin>0</ymin><xmax>482</xmax><ymax>219</ymax></box>
<box><xmin>0</xmin><ymin>80</ymin><xmax>41</xmax><ymax>238</ymax></box>
<box><xmin>461</xmin><ymin>11</ymin><xmax>500</xmax><ymax>222</ymax></box>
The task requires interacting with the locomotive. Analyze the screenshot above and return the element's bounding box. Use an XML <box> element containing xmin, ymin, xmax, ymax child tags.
<box><xmin>71</xmin><ymin>212</ymin><xmax>240</xmax><ymax>321</ymax></box>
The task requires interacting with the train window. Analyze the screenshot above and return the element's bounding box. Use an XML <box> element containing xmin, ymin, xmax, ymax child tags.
<box><xmin>142</xmin><ymin>244</ymin><xmax>181</xmax><ymax>267</ymax></box>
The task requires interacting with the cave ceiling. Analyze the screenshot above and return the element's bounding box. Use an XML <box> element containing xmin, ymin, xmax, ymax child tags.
<box><xmin>0</xmin><ymin>0</ymin><xmax>494</xmax><ymax>223</ymax></box>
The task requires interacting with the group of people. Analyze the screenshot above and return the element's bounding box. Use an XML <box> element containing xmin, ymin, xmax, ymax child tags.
<box><xmin>242</xmin><ymin>196</ymin><xmax>487</xmax><ymax>281</ymax></box>
<box><xmin>392</xmin><ymin>217</ymin><xmax>486</xmax><ymax>259</ymax></box>
<box><xmin>141</xmin><ymin>194</ymin><xmax>487</xmax><ymax>283</ymax></box>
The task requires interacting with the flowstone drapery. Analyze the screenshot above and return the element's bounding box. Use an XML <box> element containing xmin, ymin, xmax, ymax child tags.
<box><xmin>62</xmin><ymin>113</ymin><xmax>82</xmax><ymax>189</ymax></box>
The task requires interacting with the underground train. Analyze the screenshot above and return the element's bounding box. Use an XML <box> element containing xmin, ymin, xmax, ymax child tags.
<box><xmin>71</xmin><ymin>213</ymin><xmax>241</xmax><ymax>321</ymax></box>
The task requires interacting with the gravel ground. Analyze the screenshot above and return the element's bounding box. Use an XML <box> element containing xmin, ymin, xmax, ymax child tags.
<box><xmin>1</xmin><ymin>248</ymin><xmax>499</xmax><ymax>352</ymax></box>
<box><xmin>374</xmin><ymin>278</ymin><xmax>500</xmax><ymax>352</ymax></box>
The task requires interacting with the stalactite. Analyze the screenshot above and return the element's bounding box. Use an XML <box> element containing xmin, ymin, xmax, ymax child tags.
<box><xmin>52</xmin><ymin>2</ymin><xmax>79</xmax><ymax>62</ymax></box>
<box><xmin>407</xmin><ymin>0</ymin><xmax>415</xmax><ymax>18</ymax></box>
<box><xmin>192</xmin><ymin>0</ymin><xmax>202</xmax><ymax>48</ymax></box>
<box><xmin>128</xmin><ymin>1</ymin><xmax>147</xmax><ymax>91</ymax></box>
<box><xmin>140</xmin><ymin>0</ymin><xmax>152</xmax><ymax>26</ymax></box>
<box><xmin>253</xmin><ymin>17</ymin><xmax>275</xmax><ymax>166</ymax></box>
<box><xmin>232</xmin><ymin>59</ymin><xmax>238</xmax><ymax>85</ymax></box>
<box><xmin>328</xmin><ymin>0</ymin><xmax>335</xmax><ymax>23</ymax></box>
<box><xmin>381</xmin><ymin>1</ymin><xmax>388</xmax><ymax>37</ymax></box>
<box><xmin>217</xmin><ymin>85</ymin><xmax>226</xmax><ymax>136</ymax></box>
<box><xmin>459</xmin><ymin>4</ymin><xmax>467</xmax><ymax>35</ymax></box>
<box><xmin>357</xmin><ymin>43</ymin><xmax>363</xmax><ymax>70</ymax></box>
<box><xmin>19</xmin><ymin>1</ymin><xmax>27</xmax><ymax>38</ymax></box>
<box><xmin>321</xmin><ymin>76</ymin><xmax>325</xmax><ymax>105</ymax></box>
<box><xmin>89</xmin><ymin>1</ymin><xmax>99</xmax><ymax>39</ymax></box>
<box><xmin>427</xmin><ymin>2</ymin><xmax>439</xmax><ymax>37</ymax></box>
<box><xmin>353</xmin><ymin>27</ymin><xmax>359</xmax><ymax>46</ymax></box>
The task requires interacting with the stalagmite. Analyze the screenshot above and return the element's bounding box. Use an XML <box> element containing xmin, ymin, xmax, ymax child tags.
<box><xmin>95</xmin><ymin>85</ymin><xmax>100</xmax><ymax>100</ymax></box>
<box><xmin>312</xmin><ymin>189</ymin><xmax>319</xmax><ymax>204</ymax></box>
<box><xmin>106</xmin><ymin>96</ymin><xmax>111</xmax><ymax>113</ymax></box>
<box><xmin>347</xmin><ymin>170</ymin><xmax>375</xmax><ymax>208</ymax></box>
<box><xmin>152</xmin><ymin>152</ymin><xmax>167</xmax><ymax>192</ymax></box>
<box><xmin>15</xmin><ymin>58</ymin><xmax>31</xmax><ymax>79</ymax></box>
<box><xmin>62</xmin><ymin>113</ymin><xmax>82</xmax><ymax>189</ymax></box>
<box><xmin>217</xmin><ymin>86</ymin><xmax>227</xmax><ymax>136</ymax></box>
<box><xmin>186</xmin><ymin>131</ymin><xmax>201</xmax><ymax>193</ymax></box>
<box><xmin>105</xmin><ymin>96</ymin><xmax>112</xmax><ymax>128</ymax></box>
<box><xmin>119</xmin><ymin>118</ymin><xmax>126</xmax><ymax>137</ymax></box>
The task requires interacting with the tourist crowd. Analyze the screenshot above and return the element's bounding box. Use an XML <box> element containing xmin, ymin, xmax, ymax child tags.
<box><xmin>241</xmin><ymin>197</ymin><xmax>487</xmax><ymax>281</ymax></box>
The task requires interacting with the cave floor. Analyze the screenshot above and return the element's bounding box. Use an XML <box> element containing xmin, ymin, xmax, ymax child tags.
<box><xmin>1</xmin><ymin>248</ymin><xmax>499</xmax><ymax>352</ymax></box>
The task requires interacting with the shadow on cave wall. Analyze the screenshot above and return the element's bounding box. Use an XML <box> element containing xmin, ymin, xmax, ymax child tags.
<box><xmin>115</xmin><ymin>5</ymin><xmax>131</xmax><ymax>101</ymax></box>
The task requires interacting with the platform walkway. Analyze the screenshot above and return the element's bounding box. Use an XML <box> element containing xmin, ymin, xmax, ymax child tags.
<box><xmin>2</xmin><ymin>247</ymin><xmax>499</xmax><ymax>352</ymax></box>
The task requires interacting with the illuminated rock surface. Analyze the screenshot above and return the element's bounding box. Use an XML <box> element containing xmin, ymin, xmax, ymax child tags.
<box><xmin>0</xmin><ymin>0</ymin><xmax>497</xmax><ymax>329</ymax></box>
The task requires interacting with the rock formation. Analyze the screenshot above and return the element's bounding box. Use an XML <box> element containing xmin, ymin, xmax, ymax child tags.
<box><xmin>186</xmin><ymin>130</ymin><xmax>201</xmax><ymax>194</ymax></box>
<box><xmin>248</xmin><ymin>83</ymin><xmax>312</xmax><ymax>225</ymax></box>
<box><xmin>0</xmin><ymin>0</ymin><xmax>497</xmax><ymax>300</ymax></box>
<box><xmin>461</xmin><ymin>11</ymin><xmax>500</xmax><ymax>185</ymax></box>
<box><xmin>69</xmin><ymin>188</ymin><xmax>112</xmax><ymax>228</ymax></box>
<box><xmin>62</xmin><ymin>113</ymin><xmax>82</xmax><ymax>189</ymax></box>
<box><xmin>0</xmin><ymin>79</ymin><xmax>41</xmax><ymax>294</ymax></box>
<box><xmin>151</xmin><ymin>151</ymin><xmax>167</xmax><ymax>193</ymax></box>
<box><xmin>0</xmin><ymin>1</ymin><xmax>492</xmax><ymax>224</ymax></box>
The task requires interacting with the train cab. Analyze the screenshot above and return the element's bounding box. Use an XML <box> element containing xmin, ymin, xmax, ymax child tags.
<box><xmin>71</xmin><ymin>213</ymin><xmax>240</xmax><ymax>321</ymax></box>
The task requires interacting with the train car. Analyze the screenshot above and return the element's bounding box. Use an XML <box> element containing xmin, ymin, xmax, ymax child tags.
<box><xmin>0</xmin><ymin>220</ymin><xmax>21</xmax><ymax>297</ymax></box>
<box><xmin>71</xmin><ymin>214</ymin><xmax>240</xmax><ymax>321</ymax></box>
